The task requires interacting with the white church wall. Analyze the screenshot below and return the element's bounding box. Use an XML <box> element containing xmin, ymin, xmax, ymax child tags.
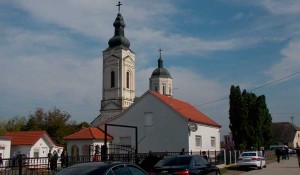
<box><xmin>103</xmin><ymin>92</ymin><xmax>190</xmax><ymax>153</ymax></box>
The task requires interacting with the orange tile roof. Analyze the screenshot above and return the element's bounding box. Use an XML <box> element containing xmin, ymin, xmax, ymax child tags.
<box><xmin>4</xmin><ymin>131</ymin><xmax>49</xmax><ymax>146</ymax></box>
<box><xmin>63</xmin><ymin>127</ymin><xmax>113</xmax><ymax>140</ymax></box>
<box><xmin>150</xmin><ymin>91</ymin><xmax>221</xmax><ymax>128</ymax></box>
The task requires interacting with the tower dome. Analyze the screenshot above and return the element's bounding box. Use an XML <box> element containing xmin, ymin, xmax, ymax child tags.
<box><xmin>108</xmin><ymin>13</ymin><xmax>130</xmax><ymax>48</ymax></box>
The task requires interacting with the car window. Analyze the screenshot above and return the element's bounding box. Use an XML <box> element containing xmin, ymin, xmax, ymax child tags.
<box><xmin>112</xmin><ymin>165</ymin><xmax>131</xmax><ymax>175</ymax></box>
<box><xmin>199</xmin><ymin>156</ymin><xmax>209</xmax><ymax>165</ymax></box>
<box><xmin>127</xmin><ymin>165</ymin><xmax>147</xmax><ymax>175</ymax></box>
<box><xmin>241</xmin><ymin>153</ymin><xmax>256</xmax><ymax>156</ymax></box>
<box><xmin>155</xmin><ymin>157</ymin><xmax>192</xmax><ymax>166</ymax></box>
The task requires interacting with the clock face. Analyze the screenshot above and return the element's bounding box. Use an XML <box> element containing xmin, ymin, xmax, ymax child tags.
<box><xmin>188</xmin><ymin>122</ymin><xmax>198</xmax><ymax>132</ymax></box>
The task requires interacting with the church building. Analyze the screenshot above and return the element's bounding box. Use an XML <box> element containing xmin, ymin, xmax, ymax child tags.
<box><xmin>92</xmin><ymin>3</ymin><xmax>221</xmax><ymax>152</ymax></box>
<box><xmin>66</xmin><ymin>2</ymin><xmax>221</xmax><ymax>155</ymax></box>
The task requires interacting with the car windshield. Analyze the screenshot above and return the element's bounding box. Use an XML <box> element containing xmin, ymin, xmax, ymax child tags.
<box><xmin>57</xmin><ymin>164</ymin><xmax>109</xmax><ymax>175</ymax></box>
<box><xmin>241</xmin><ymin>153</ymin><xmax>256</xmax><ymax>156</ymax></box>
<box><xmin>155</xmin><ymin>156</ymin><xmax>192</xmax><ymax>166</ymax></box>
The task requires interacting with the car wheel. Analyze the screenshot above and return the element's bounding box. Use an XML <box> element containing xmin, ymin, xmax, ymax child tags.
<box><xmin>258</xmin><ymin>161</ymin><xmax>262</xmax><ymax>169</ymax></box>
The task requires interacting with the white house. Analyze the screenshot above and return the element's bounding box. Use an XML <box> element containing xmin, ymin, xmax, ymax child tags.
<box><xmin>0</xmin><ymin>136</ymin><xmax>11</xmax><ymax>166</ymax></box>
<box><xmin>63</xmin><ymin>127</ymin><xmax>113</xmax><ymax>157</ymax></box>
<box><xmin>95</xmin><ymin>90</ymin><xmax>221</xmax><ymax>153</ymax></box>
<box><xmin>3</xmin><ymin>130</ymin><xmax>63</xmax><ymax>158</ymax></box>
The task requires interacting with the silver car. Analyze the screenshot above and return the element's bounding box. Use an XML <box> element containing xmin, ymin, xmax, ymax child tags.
<box><xmin>237</xmin><ymin>151</ymin><xmax>266</xmax><ymax>169</ymax></box>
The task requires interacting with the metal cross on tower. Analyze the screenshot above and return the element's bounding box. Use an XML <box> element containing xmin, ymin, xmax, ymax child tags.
<box><xmin>159</xmin><ymin>48</ymin><xmax>163</xmax><ymax>58</ymax></box>
<box><xmin>116</xmin><ymin>1</ymin><xmax>123</xmax><ymax>13</ymax></box>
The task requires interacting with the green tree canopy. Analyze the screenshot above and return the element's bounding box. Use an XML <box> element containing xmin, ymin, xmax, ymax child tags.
<box><xmin>229</xmin><ymin>85</ymin><xmax>273</xmax><ymax>150</ymax></box>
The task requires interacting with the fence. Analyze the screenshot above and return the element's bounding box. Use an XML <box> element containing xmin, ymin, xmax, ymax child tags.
<box><xmin>0</xmin><ymin>150</ymin><xmax>275</xmax><ymax>175</ymax></box>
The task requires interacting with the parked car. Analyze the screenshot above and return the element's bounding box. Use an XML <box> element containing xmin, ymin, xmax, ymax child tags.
<box><xmin>56</xmin><ymin>162</ymin><xmax>148</xmax><ymax>175</ymax></box>
<box><xmin>149</xmin><ymin>155</ymin><xmax>220</xmax><ymax>175</ymax></box>
<box><xmin>237</xmin><ymin>151</ymin><xmax>266</xmax><ymax>169</ymax></box>
<box><xmin>288</xmin><ymin>148</ymin><xmax>296</xmax><ymax>154</ymax></box>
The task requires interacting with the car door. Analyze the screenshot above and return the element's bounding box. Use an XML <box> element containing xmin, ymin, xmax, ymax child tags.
<box><xmin>198</xmin><ymin>156</ymin><xmax>217</xmax><ymax>175</ymax></box>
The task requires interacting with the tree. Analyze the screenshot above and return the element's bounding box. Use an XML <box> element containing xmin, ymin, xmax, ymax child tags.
<box><xmin>25</xmin><ymin>108</ymin><xmax>46</xmax><ymax>131</ymax></box>
<box><xmin>6</xmin><ymin>116</ymin><xmax>27</xmax><ymax>132</ymax></box>
<box><xmin>229</xmin><ymin>85</ymin><xmax>273</xmax><ymax>150</ymax></box>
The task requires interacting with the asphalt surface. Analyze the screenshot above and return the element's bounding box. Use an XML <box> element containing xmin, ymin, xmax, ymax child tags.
<box><xmin>223</xmin><ymin>155</ymin><xmax>300</xmax><ymax>175</ymax></box>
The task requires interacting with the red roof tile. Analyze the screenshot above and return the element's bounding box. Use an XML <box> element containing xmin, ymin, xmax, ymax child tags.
<box><xmin>4</xmin><ymin>131</ymin><xmax>49</xmax><ymax>146</ymax></box>
<box><xmin>63</xmin><ymin>127</ymin><xmax>113</xmax><ymax>140</ymax></box>
<box><xmin>150</xmin><ymin>91</ymin><xmax>221</xmax><ymax>128</ymax></box>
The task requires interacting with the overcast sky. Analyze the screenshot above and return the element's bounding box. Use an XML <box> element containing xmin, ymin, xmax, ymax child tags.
<box><xmin>1</xmin><ymin>0</ymin><xmax>300</xmax><ymax>136</ymax></box>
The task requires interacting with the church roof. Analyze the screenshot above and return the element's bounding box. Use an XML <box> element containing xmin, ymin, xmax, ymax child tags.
<box><xmin>150</xmin><ymin>91</ymin><xmax>221</xmax><ymax>128</ymax></box>
<box><xmin>4</xmin><ymin>130</ymin><xmax>55</xmax><ymax>146</ymax></box>
<box><xmin>63</xmin><ymin>127</ymin><xmax>113</xmax><ymax>140</ymax></box>
<box><xmin>97</xmin><ymin>90</ymin><xmax>221</xmax><ymax>128</ymax></box>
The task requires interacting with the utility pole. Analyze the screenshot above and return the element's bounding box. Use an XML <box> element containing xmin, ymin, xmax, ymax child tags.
<box><xmin>291</xmin><ymin>116</ymin><xmax>294</xmax><ymax>125</ymax></box>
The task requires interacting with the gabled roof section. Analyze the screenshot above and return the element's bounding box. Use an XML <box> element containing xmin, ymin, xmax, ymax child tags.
<box><xmin>272</xmin><ymin>122</ymin><xmax>300</xmax><ymax>143</ymax></box>
<box><xmin>4</xmin><ymin>130</ymin><xmax>53</xmax><ymax>146</ymax></box>
<box><xmin>150</xmin><ymin>91</ymin><xmax>221</xmax><ymax>128</ymax></box>
<box><xmin>63</xmin><ymin>127</ymin><xmax>113</xmax><ymax>140</ymax></box>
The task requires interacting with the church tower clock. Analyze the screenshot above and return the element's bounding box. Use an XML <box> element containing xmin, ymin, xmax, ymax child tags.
<box><xmin>92</xmin><ymin>2</ymin><xmax>135</xmax><ymax>125</ymax></box>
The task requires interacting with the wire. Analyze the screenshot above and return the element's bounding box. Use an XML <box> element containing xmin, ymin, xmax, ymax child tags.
<box><xmin>194</xmin><ymin>70</ymin><xmax>300</xmax><ymax>107</ymax></box>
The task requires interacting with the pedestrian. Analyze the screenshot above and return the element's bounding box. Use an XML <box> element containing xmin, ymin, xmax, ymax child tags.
<box><xmin>202</xmin><ymin>151</ymin><xmax>208</xmax><ymax>160</ymax></box>
<box><xmin>180</xmin><ymin>148</ymin><xmax>185</xmax><ymax>155</ymax></box>
<box><xmin>51</xmin><ymin>150</ymin><xmax>58</xmax><ymax>171</ymax></box>
<box><xmin>296</xmin><ymin>146</ymin><xmax>300</xmax><ymax>168</ymax></box>
<box><xmin>60</xmin><ymin>149</ymin><xmax>68</xmax><ymax>168</ymax></box>
<box><xmin>0</xmin><ymin>153</ymin><xmax>3</xmax><ymax>167</ymax></box>
<box><xmin>47</xmin><ymin>150</ymin><xmax>52</xmax><ymax>170</ymax></box>
<box><xmin>275</xmin><ymin>147</ymin><xmax>281</xmax><ymax>163</ymax></box>
<box><xmin>285</xmin><ymin>147</ymin><xmax>289</xmax><ymax>160</ymax></box>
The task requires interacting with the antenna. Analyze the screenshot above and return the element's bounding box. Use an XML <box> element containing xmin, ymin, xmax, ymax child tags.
<box><xmin>291</xmin><ymin>116</ymin><xmax>294</xmax><ymax>125</ymax></box>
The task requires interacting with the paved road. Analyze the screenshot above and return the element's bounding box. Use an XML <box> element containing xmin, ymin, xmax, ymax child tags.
<box><xmin>223</xmin><ymin>155</ymin><xmax>300</xmax><ymax>175</ymax></box>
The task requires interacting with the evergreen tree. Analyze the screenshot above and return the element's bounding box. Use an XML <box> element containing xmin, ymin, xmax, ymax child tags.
<box><xmin>229</xmin><ymin>85</ymin><xmax>273</xmax><ymax>150</ymax></box>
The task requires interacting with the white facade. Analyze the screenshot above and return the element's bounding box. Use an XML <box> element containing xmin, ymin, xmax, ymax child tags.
<box><xmin>0</xmin><ymin>138</ymin><xmax>11</xmax><ymax>166</ymax></box>
<box><xmin>149</xmin><ymin>77</ymin><xmax>173</xmax><ymax>96</ymax></box>
<box><xmin>65</xmin><ymin>140</ymin><xmax>104</xmax><ymax>157</ymax></box>
<box><xmin>10</xmin><ymin>137</ymin><xmax>63</xmax><ymax>158</ymax></box>
<box><xmin>98</xmin><ymin>91</ymin><xmax>221</xmax><ymax>153</ymax></box>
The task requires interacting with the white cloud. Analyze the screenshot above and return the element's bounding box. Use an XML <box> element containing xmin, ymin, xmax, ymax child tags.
<box><xmin>261</xmin><ymin>0</ymin><xmax>300</xmax><ymax>15</ymax></box>
<box><xmin>266</xmin><ymin>38</ymin><xmax>300</xmax><ymax>81</ymax></box>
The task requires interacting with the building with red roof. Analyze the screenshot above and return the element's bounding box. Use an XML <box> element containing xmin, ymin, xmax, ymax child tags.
<box><xmin>63</xmin><ymin>127</ymin><xmax>113</xmax><ymax>157</ymax></box>
<box><xmin>95</xmin><ymin>90</ymin><xmax>221</xmax><ymax>153</ymax></box>
<box><xmin>2</xmin><ymin>130</ymin><xmax>63</xmax><ymax>159</ymax></box>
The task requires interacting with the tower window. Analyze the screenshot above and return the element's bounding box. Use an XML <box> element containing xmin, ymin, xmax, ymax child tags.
<box><xmin>155</xmin><ymin>86</ymin><xmax>158</xmax><ymax>92</ymax></box>
<box><xmin>126</xmin><ymin>71</ymin><xmax>130</xmax><ymax>89</ymax></box>
<box><xmin>163</xmin><ymin>86</ymin><xmax>165</xmax><ymax>95</ymax></box>
<box><xmin>111</xmin><ymin>71</ymin><xmax>115</xmax><ymax>88</ymax></box>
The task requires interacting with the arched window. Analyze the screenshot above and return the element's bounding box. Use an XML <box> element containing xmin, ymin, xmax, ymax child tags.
<box><xmin>111</xmin><ymin>71</ymin><xmax>115</xmax><ymax>88</ymax></box>
<box><xmin>126</xmin><ymin>71</ymin><xmax>130</xmax><ymax>89</ymax></box>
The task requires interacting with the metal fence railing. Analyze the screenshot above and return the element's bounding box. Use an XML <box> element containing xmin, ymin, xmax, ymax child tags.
<box><xmin>0</xmin><ymin>150</ymin><xmax>276</xmax><ymax>175</ymax></box>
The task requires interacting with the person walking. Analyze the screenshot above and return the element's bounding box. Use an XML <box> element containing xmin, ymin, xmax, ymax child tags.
<box><xmin>296</xmin><ymin>146</ymin><xmax>300</xmax><ymax>168</ymax></box>
<box><xmin>275</xmin><ymin>147</ymin><xmax>281</xmax><ymax>163</ymax></box>
<box><xmin>0</xmin><ymin>153</ymin><xmax>3</xmax><ymax>167</ymax></box>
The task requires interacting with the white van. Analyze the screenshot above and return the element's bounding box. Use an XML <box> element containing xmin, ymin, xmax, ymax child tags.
<box><xmin>269</xmin><ymin>145</ymin><xmax>287</xmax><ymax>150</ymax></box>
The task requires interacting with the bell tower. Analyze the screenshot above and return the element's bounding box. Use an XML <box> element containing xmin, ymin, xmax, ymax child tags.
<box><xmin>92</xmin><ymin>2</ymin><xmax>135</xmax><ymax>125</ymax></box>
<box><xmin>149</xmin><ymin>49</ymin><xmax>173</xmax><ymax>96</ymax></box>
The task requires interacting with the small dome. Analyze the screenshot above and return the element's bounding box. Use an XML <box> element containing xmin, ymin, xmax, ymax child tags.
<box><xmin>108</xmin><ymin>36</ymin><xmax>130</xmax><ymax>48</ymax></box>
<box><xmin>151</xmin><ymin>67</ymin><xmax>172</xmax><ymax>78</ymax></box>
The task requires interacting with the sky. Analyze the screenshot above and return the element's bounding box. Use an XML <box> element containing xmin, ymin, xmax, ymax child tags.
<box><xmin>1</xmin><ymin>0</ymin><xmax>300</xmax><ymax>136</ymax></box>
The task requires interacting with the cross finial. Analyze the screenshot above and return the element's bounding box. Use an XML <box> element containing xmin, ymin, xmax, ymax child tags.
<box><xmin>116</xmin><ymin>1</ymin><xmax>123</xmax><ymax>13</ymax></box>
<box><xmin>158</xmin><ymin>48</ymin><xmax>163</xmax><ymax>58</ymax></box>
